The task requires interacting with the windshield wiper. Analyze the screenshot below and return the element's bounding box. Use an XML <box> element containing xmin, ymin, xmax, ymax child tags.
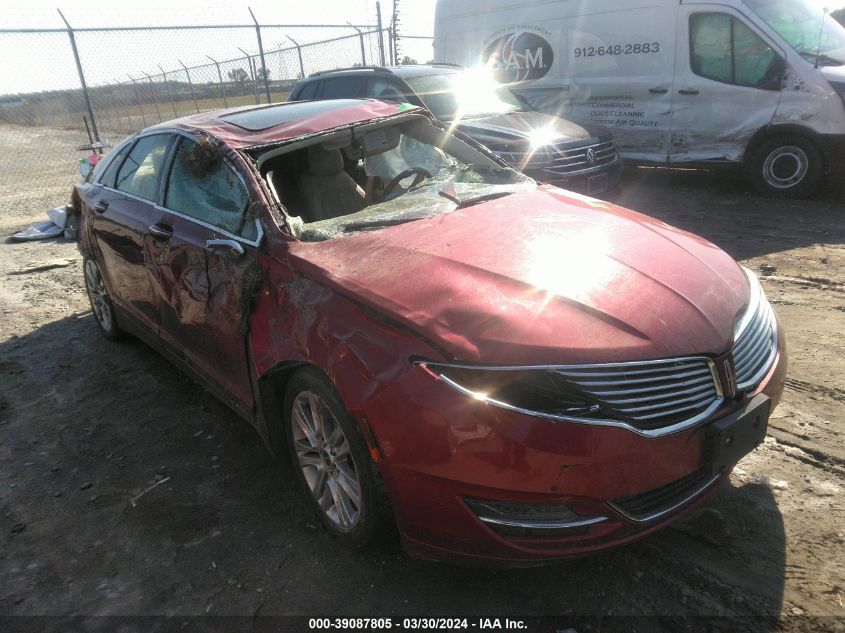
<box><xmin>438</xmin><ymin>189</ymin><xmax>514</xmax><ymax>209</ymax></box>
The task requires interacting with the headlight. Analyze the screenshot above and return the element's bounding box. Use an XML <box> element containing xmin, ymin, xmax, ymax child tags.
<box><xmin>415</xmin><ymin>361</ymin><xmax>603</xmax><ymax>420</ymax></box>
<box><xmin>735</xmin><ymin>266</ymin><xmax>770</xmax><ymax>340</ymax></box>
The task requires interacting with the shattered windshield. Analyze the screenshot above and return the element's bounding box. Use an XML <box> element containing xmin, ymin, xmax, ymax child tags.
<box><xmin>743</xmin><ymin>0</ymin><xmax>845</xmax><ymax>66</ymax></box>
<box><xmin>261</xmin><ymin>116</ymin><xmax>533</xmax><ymax>242</ymax></box>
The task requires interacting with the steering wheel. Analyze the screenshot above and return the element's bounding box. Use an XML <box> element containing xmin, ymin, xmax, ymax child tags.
<box><xmin>382</xmin><ymin>167</ymin><xmax>432</xmax><ymax>200</ymax></box>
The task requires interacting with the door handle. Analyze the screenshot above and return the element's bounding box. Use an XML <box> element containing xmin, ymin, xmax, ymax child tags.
<box><xmin>94</xmin><ymin>200</ymin><xmax>109</xmax><ymax>213</ymax></box>
<box><xmin>678</xmin><ymin>88</ymin><xmax>700</xmax><ymax>95</ymax></box>
<box><xmin>206</xmin><ymin>239</ymin><xmax>245</xmax><ymax>256</ymax></box>
<box><xmin>148</xmin><ymin>223</ymin><xmax>173</xmax><ymax>240</ymax></box>
<box><xmin>649</xmin><ymin>87</ymin><xmax>669</xmax><ymax>94</ymax></box>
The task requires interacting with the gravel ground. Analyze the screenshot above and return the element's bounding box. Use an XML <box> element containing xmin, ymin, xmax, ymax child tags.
<box><xmin>1</xmin><ymin>124</ymin><xmax>844</xmax><ymax>631</ymax></box>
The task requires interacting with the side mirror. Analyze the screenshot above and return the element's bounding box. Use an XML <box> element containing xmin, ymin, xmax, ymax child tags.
<box><xmin>759</xmin><ymin>56</ymin><xmax>787</xmax><ymax>91</ymax></box>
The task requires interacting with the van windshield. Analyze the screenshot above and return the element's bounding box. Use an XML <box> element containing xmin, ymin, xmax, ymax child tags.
<box><xmin>405</xmin><ymin>70</ymin><xmax>524</xmax><ymax>121</ymax></box>
<box><xmin>743</xmin><ymin>0</ymin><xmax>845</xmax><ymax>66</ymax></box>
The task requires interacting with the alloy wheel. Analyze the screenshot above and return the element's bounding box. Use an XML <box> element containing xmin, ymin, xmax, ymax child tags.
<box><xmin>84</xmin><ymin>259</ymin><xmax>113</xmax><ymax>332</ymax></box>
<box><xmin>291</xmin><ymin>390</ymin><xmax>362</xmax><ymax>530</ymax></box>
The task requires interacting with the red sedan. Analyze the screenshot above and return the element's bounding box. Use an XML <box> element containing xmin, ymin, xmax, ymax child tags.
<box><xmin>73</xmin><ymin>99</ymin><xmax>787</xmax><ymax>565</ymax></box>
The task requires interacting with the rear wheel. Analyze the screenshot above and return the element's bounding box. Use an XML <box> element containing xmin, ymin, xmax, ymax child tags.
<box><xmin>284</xmin><ymin>368</ymin><xmax>378</xmax><ymax>548</ymax></box>
<box><xmin>747</xmin><ymin>135</ymin><xmax>823</xmax><ymax>198</ymax></box>
<box><xmin>83</xmin><ymin>258</ymin><xmax>123</xmax><ymax>340</ymax></box>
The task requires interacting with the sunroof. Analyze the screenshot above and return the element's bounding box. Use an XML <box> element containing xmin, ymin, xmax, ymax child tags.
<box><xmin>221</xmin><ymin>100</ymin><xmax>369</xmax><ymax>131</ymax></box>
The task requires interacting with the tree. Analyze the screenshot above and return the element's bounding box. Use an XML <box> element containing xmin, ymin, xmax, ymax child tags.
<box><xmin>256</xmin><ymin>66</ymin><xmax>271</xmax><ymax>82</ymax></box>
<box><xmin>227</xmin><ymin>68</ymin><xmax>249</xmax><ymax>84</ymax></box>
<box><xmin>400</xmin><ymin>55</ymin><xmax>418</xmax><ymax>65</ymax></box>
<box><xmin>832</xmin><ymin>8</ymin><xmax>845</xmax><ymax>27</ymax></box>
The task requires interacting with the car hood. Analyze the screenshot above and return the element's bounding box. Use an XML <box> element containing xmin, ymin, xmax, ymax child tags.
<box><xmin>449</xmin><ymin>110</ymin><xmax>596</xmax><ymax>150</ymax></box>
<box><xmin>285</xmin><ymin>187</ymin><xmax>749</xmax><ymax>366</ymax></box>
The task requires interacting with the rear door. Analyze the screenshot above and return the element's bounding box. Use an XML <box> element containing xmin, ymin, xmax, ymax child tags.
<box><xmin>670</xmin><ymin>4</ymin><xmax>785</xmax><ymax>162</ymax></box>
<box><xmin>91</xmin><ymin>133</ymin><xmax>175</xmax><ymax>332</ymax></box>
<box><xmin>150</xmin><ymin>134</ymin><xmax>262</xmax><ymax>411</ymax></box>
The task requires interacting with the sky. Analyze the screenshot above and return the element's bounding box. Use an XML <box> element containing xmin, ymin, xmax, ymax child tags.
<box><xmin>1</xmin><ymin>0</ymin><xmax>843</xmax><ymax>94</ymax></box>
<box><xmin>1</xmin><ymin>0</ymin><xmax>439</xmax><ymax>93</ymax></box>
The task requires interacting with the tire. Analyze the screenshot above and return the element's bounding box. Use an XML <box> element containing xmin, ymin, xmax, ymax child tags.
<box><xmin>283</xmin><ymin>367</ymin><xmax>379</xmax><ymax>548</ymax></box>
<box><xmin>747</xmin><ymin>135</ymin><xmax>824</xmax><ymax>198</ymax></box>
<box><xmin>83</xmin><ymin>258</ymin><xmax>123</xmax><ymax>340</ymax></box>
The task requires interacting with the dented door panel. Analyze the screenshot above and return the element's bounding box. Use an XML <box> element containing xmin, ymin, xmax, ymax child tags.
<box><xmin>152</xmin><ymin>211</ymin><xmax>255</xmax><ymax>409</ymax></box>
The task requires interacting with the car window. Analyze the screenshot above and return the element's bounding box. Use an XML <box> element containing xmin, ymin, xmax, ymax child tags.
<box><xmin>367</xmin><ymin>78</ymin><xmax>406</xmax><ymax>102</ymax></box>
<box><xmin>114</xmin><ymin>134</ymin><xmax>172</xmax><ymax>201</ymax></box>
<box><xmin>690</xmin><ymin>13</ymin><xmax>779</xmax><ymax>88</ymax></box>
<box><xmin>297</xmin><ymin>81</ymin><xmax>319</xmax><ymax>100</ymax></box>
<box><xmin>165</xmin><ymin>137</ymin><xmax>251</xmax><ymax>238</ymax></box>
<box><xmin>97</xmin><ymin>143</ymin><xmax>132</xmax><ymax>188</ymax></box>
<box><xmin>322</xmin><ymin>76</ymin><xmax>367</xmax><ymax>99</ymax></box>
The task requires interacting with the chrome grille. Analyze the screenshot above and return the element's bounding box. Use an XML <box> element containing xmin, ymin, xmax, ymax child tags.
<box><xmin>555</xmin><ymin>358</ymin><xmax>720</xmax><ymax>431</ymax></box>
<box><xmin>544</xmin><ymin>140</ymin><xmax>617</xmax><ymax>176</ymax></box>
<box><xmin>732</xmin><ymin>291</ymin><xmax>777</xmax><ymax>391</ymax></box>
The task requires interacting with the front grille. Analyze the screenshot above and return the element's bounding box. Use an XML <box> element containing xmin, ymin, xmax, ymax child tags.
<box><xmin>732</xmin><ymin>293</ymin><xmax>777</xmax><ymax>391</ymax></box>
<box><xmin>555</xmin><ymin>358</ymin><xmax>721</xmax><ymax>431</ymax></box>
<box><xmin>609</xmin><ymin>469</ymin><xmax>717</xmax><ymax>522</ymax></box>
<box><xmin>544</xmin><ymin>140</ymin><xmax>617</xmax><ymax>176</ymax></box>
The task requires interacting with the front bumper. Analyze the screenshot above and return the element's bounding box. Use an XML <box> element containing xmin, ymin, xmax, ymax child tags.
<box><xmin>363</xmin><ymin>326</ymin><xmax>787</xmax><ymax>566</ymax></box>
<box><xmin>525</xmin><ymin>157</ymin><xmax>623</xmax><ymax>196</ymax></box>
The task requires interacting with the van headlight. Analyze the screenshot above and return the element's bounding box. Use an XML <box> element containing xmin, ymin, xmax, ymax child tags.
<box><xmin>414</xmin><ymin>361</ymin><xmax>603</xmax><ymax>419</ymax></box>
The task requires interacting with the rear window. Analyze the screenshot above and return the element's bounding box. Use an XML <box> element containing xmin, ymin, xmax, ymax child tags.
<box><xmin>321</xmin><ymin>76</ymin><xmax>367</xmax><ymax>99</ymax></box>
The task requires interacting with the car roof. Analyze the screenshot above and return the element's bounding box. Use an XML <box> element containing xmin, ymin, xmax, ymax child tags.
<box><xmin>146</xmin><ymin>99</ymin><xmax>417</xmax><ymax>150</ymax></box>
<box><xmin>304</xmin><ymin>64</ymin><xmax>462</xmax><ymax>82</ymax></box>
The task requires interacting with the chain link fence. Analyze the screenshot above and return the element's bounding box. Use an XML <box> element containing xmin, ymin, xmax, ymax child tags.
<box><xmin>0</xmin><ymin>12</ymin><xmax>404</xmax><ymax>218</ymax></box>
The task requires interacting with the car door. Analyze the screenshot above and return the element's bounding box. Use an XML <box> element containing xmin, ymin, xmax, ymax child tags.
<box><xmin>563</xmin><ymin>4</ymin><xmax>678</xmax><ymax>161</ymax></box>
<box><xmin>91</xmin><ymin>133</ymin><xmax>175</xmax><ymax>332</ymax></box>
<box><xmin>149</xmin><ymin>134</ymin><xmax>262</xmax><ymax>411</ymax></box>
<box><xmin>670</xmin><ymin>5</ymin><xmax>785</xmax><ymax>162</ymax></box>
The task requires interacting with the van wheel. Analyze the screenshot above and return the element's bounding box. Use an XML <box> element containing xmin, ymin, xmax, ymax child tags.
<box><xmin>83</xmin><ymin>258</ymin><xmax>123</xmax><ymax>340</ymax></box>
<box><xmin>747</xmin><ymin>135</ymin><xmax>823</xmax><ymax>198</ymax></box>
<box><xmin>283</xmin><ymin>367</ymin><xmax>379</xmax><ymax>548</ymax></box>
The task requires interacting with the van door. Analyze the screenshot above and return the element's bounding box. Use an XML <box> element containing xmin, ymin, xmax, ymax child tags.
<box><xmin>565</xmin><ymin>4</ymin><xmax>678</xmax><ymax>162</ymax></box>
<box><xmin>670</xmin><ymin>4</ymin><xmax>785</xmax><ymax>163</ymax></box>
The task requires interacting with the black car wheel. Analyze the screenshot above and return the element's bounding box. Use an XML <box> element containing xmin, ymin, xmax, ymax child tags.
<box><xmin>747</xmin><ymin>135</ymin><xmax>824</xmax><ymax>198</ymax></box>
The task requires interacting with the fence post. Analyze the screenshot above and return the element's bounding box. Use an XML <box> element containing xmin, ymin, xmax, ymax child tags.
<box><xmin>57</xmin><ymin>9</ymin><xmax>101</xmax><ymax>146</ymax></box>
<box><xmin>207</xmin><ymin>56</ymin><xmax>229</xmax><ymax>108</ymax></box>
<box><xmin>128</xmin><ymin>74</ymin><xmax>148</xmax><ymax>127</ymax></box>
<box><xmin>376</xmin><ymin>2</ymin><xmax>386</xmax><ymax>65</ymax></box>
<box><xmin>179</xmin><ymin>59</ymin><xmax>200</xmax><ymax>113</ymax></box>
<box><xmin>158</xmin><ymin>65</ymin><xmax>178</xmax><ymax>118</ymax></box>
<box><xmin>287</xmin><ymin>37</ymin><xmax>305</xmax><ymax>79</ymax></box>
<box><xmin>117</xmin><ymin>81</ymin><xmax>135</xmax><ymax>132</ymax></box>
<box><xmin>238</xmin><ymin>47</ymin><xmax>261</xmax><ymax>105</ymax></box>
<box><xmin>348</xmin><ymin>23</ymin><xmax>367</xmax><ymax>66</ymax></box>
<box><xmin>142</xmin><ymin>72</ymin><xmax>163</xmax><ymax>122</ymax></box>
<box><xmin>249</xmin><ymin>8</ymin><xmax>273</xmax><ymax>103</ymax></box>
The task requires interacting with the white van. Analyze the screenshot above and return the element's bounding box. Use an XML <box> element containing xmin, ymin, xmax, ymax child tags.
<box><xmin>434</xmin><ymin>0</ymin><xmax>845</xmax><ymax>197</ymax></box>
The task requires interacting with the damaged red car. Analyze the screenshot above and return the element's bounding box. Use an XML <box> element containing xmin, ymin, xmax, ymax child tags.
<box><xmin>73</xmin><ymin>99</ymin><xmax>787</xmax><ymax>565</ymax></box>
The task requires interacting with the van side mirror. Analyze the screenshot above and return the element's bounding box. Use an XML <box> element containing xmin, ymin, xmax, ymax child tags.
<box><xmin>759</xmin><ymin>56</ymin><xmax>787</xmax><ymax>91</ymax></box>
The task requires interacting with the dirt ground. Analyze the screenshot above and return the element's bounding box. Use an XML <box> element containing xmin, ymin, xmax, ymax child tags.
<box><xmin>1</xmin><ymin>124</ymin><xmax>844</xmax><ymax>630</ymax></box>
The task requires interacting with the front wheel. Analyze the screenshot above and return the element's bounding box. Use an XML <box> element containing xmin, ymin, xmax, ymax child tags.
<box><xmin>747</xmin><ymin>135</ymin><xmax>824</xmax><ymax>198</ymax></box>
<box><xmin>284</xmin><ymin>368</ymin><xmax>379</xmax><ymax>548</ymax></box>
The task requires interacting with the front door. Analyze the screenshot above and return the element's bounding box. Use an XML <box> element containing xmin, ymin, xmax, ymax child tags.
<box><xmin>150</xmin><ymin>135</ymin><xmax>262</xmax><ymax>411</ymax></box>
<box><xmin>670</xmin><ymin>4</ymin><xmax>785</xmax><ymax>163</ymax></box>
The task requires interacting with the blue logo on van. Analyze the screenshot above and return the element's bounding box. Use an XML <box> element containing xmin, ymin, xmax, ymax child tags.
<box><xmin>483</xmin><ymin>31</ymin><xmax>554</xmax><ymax>83</ymax></box>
